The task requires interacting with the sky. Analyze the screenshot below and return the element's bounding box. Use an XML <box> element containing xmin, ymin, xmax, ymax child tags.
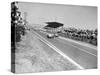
<box><xmin>18</xmin><ymin>2</ymin><xmax>97</xmax><ymax>30</ymax></box>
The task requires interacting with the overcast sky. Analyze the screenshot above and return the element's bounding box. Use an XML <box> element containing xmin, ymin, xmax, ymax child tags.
<box><xmin>18</xmin><ymin>2</ymin><xmax>97</xmax><ymax>30</ymax></box>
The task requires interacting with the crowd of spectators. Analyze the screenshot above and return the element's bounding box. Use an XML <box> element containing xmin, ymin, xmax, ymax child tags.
<box><xmin>58</xmin><ymin>27</ymin><xmax>97</xmax><ymax>46</ymax></box>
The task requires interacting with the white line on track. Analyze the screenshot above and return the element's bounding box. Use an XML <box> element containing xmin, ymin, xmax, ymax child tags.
<box><xmin>59</xmin><ymin>37</ymin><xmax>97</xmax><ymax>57</ymax></box>
<box><xmin>39</xmin><ymin>31</ymin><xmax>97</xmax><ymax>57</ymax></box>
<box><xmin>59</xmin><ymin>36</ymin><xmax>97</xmax><ymax>50</ymax></box>
<box><xmin>40</xmin><ymin>30</ymin><xmax>97</xmax><ymax>50</ymax></box>
<box><xmin>32</xmin><ymin>30</ymin><xmax>84</xmax><ymax>69</ymax></box>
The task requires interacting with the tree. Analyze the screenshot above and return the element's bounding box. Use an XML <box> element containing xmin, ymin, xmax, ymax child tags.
<box><xmin>11</xmin><ymin>1</ymin><xmax>26</xmax><ymax>54</ymax></box>
<box><xmin>11</xmin><ymin>2</ymin><xmax>26</xmax><ymax>43</ymax></box>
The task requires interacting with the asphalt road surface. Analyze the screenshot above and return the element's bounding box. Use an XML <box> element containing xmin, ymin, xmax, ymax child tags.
<box><xmin>31</xmin><ymin>28</ymin><xmax>97</xmax><ymax>69</ymax></box>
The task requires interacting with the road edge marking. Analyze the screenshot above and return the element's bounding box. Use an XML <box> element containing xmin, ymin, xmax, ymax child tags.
<box><xmin>40</xmin><ymin>31</ymin><xmax>97</xmax><ymax>50</ymax></box>
<box><xmin>32</xmin><ymin>30</ymin><xmax>84</xmax><ymax>69</ymax></box>
<box><xmin>59</xmin><ymin>37</ymin><xmax>97</xmax><ymax>57</ymax></box>
<box><xmin>59</xmin><ymin>36</ymin><xmax>97</xmax><ymax>50</ymax></box>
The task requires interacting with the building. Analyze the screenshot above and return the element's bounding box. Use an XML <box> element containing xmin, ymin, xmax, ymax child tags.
<box><xmin>44</xmin><ymin>22</ymin><xmax>64</xmax><ymax>33</ymax></box>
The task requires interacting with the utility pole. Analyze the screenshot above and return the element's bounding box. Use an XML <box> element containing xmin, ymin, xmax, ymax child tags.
<box><xmin>24</xmin><ymin>12</ymin><xmax>28</xmax><ymax>25</ymax></box>
<box><xmin>24</xmin><ymin>12</ymin><xmax>30</xmax><ymax>30</ymax></box>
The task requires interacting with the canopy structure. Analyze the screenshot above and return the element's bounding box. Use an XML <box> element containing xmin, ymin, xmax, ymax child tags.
<box><xmin>45</xmin><ymin>22</ymin><xmax>64</xmax><ymax>28</ymax></box>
